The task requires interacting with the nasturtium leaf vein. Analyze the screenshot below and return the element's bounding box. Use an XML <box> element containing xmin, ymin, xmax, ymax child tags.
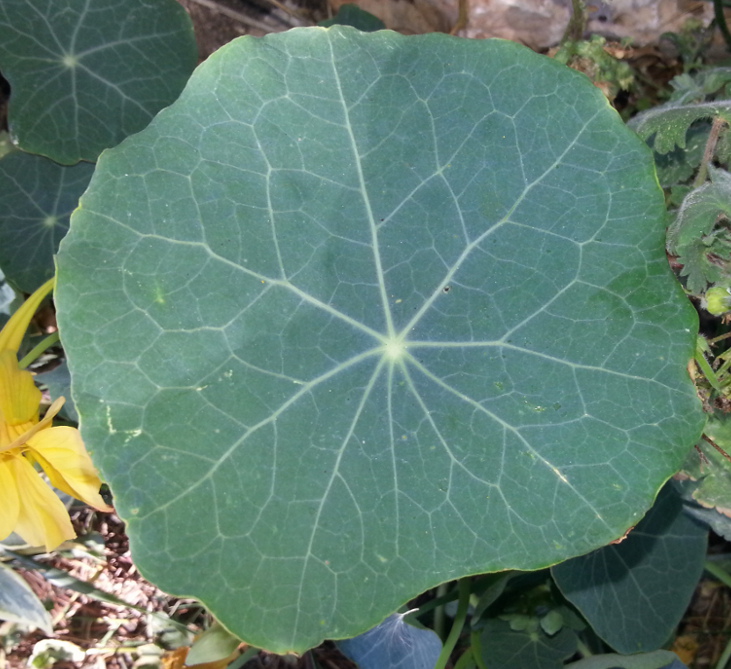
<box><xmin>56</xmin><ymin>27</ymin><xmax>705</xmax><ymax>653</ymax></box>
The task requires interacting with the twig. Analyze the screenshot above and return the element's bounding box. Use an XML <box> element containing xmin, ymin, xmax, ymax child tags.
<box><xmin>702</xmin><ymin>433</ymin><xmax>731</xmax><ymax>464</ymax></box>
<box><xmin>263</xmin><ymin>0</ymin><xmax>312</xmax><ymax>25</ymax></box>
<box><xmin>708</xmin><ymin>331</ymin><xmax>731</xmax><ymax>345</ymax></box>
<box><xmin>561</xmin><ymin>0</ymin><xmax>586</xmax><ymax>43</ymax></box>
<box><xmin>450</xmin><ymin>0</ymin><xmax>469</xmax><ymax>35</ymax></box>
<box><xmin>185</xmin><ymin>0</ymin><xmax>291</xmax><ymax>34</ymax></box>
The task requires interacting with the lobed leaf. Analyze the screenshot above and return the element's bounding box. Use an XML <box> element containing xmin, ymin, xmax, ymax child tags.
<box><xmin>666</xmin><ymin>166</ymin><xmax>731</xmax><ymax>294</ymax></box>
<box><xmin>629</xmin><ymin>101</ymin><xmax>731</xmax><ymax>155</ymax></box>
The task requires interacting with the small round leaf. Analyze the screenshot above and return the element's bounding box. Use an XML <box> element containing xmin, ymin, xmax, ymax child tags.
<box><xmin>0</xmin><ymin>0</ymin><xmax>197</xmax><ymax>164</ymax></box>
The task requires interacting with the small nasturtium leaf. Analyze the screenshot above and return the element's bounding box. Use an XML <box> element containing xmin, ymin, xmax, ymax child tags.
<box><xmin>0</xmin><ymin>0</ymin><xmax>197</xmax><ymax>164</ymax></box>
<box><xmin>337</xmin><ymin>613</ymin><xmax>442</xmax><ymax>669</ymax></box>
<box><xmin>0</xmin><ymin>151</ymin><xmax>93</xmax><ymax>292</ymax></box>
<box><xmin>478</xmin><ymin>618</ymin><xmax>577</xmax><ymax>669</ymax></box>
<box><xmin>55</xmin><ymin>27</ymin><xmax>705</xmax><ymax>653</ymax></box>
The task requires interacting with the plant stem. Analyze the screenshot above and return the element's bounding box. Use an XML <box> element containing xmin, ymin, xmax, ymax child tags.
<box><xmin>694</xmin><ymin>116</ymin><xmax>727</xmax><ymax>188</ymax></box>
<box><xmin>18</xmin><ymin>331</ymin><xmax>59</xmax><ymax>369</ymax></box>
<box><xmin>471</xmin><ymin>629</ymin><xmax>488</xmax><ymax>669</ymax></box>
<box><xmin>434</xmin><ymin>582</ymin><xmax>450</xmax><ymax>640</ymax></box>
<box><xmin>575</xmin><ymin>638</ymin><xmax>594</xmax><ymax>658</ymax></box>
<box><xmin>434</xmin><ymin>578</ymin><xmax>471</xmax><ymax>669</ymax></box>
<box><xmin>450</xmin><ymin>0</ymin><xmax>469</xmax><ymax>35</ymax></box>
<box><xmin>714</xmin><ymin>0</ymin><xmax>731</xmax><ymax>53</ymax></box>
<box><xmin>695</xmin><ymin>349</ymin><xmax>724</xmax><ymax>392</ymax></box>
<box><xmin>703</xmin><ymin>434</ymin><xmax>731</xmax><ymax>464</ymax></box>
<box><xmin>709</xmin><ymin>331</ymin><xmax>731</xmax><ymax>346</ymax></box>
<box><xmin>561</xmin><ymin>0</ymin><xmax>586</xmax><ymax>43</ymax></box>
<box><xmin>705</xmin><ymin>559</ymin><xmax>731</xmax><ymax>588</ymax></box>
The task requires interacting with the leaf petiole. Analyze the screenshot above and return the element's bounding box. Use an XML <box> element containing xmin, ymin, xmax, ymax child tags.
<box><xmin>695</xmin><ymin>337</ymin><xmax>724</xmax><ymax>392</ymax></box>
<box><xmin>18</xmin><ymin>331</ymin><xmax>60</xmax><ymax>370</ymax></box>
<box><xmin>434</xmin><ymin>578</ymin><xmax>471</xmax><ymax>669</ymax></box>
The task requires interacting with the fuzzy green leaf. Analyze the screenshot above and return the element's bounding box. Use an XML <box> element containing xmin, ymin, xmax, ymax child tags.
<box><xmin>629</xmin><ymin>101</ymin><xmax>731</xmax><ymax>155</ymax></box>
<box><xmin>666</xmin><ymin>166</ymin><xmax>731</xmax><ymax>293</ymax></box>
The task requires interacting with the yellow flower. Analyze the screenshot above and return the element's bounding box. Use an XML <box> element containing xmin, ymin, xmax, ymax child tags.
<box><xmin>0</xmin><ymin>278</ymin><xmax>112</xmax><ymax>551</ymax></box>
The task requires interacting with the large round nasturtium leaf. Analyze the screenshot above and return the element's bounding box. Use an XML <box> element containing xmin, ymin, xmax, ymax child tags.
<box><xmin>0</xmin><ymin>151</ymin><xmax>94</xmax><ymax>292</ymax></box>
<box><xmin>0</xmin><ymin>0</ymin><xmax>197</xmax><ymax>165</ymax></box>
<box><xmin>55</xmin><ymin>27</ymin><xmax>705</xmax><ymax>653</ymax></box>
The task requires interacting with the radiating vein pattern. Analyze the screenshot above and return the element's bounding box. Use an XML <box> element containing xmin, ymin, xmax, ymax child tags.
<box><xmin>56</xmin><ymin>27</ymin><xmax>705</xmax><ymax>653</ymax></box>
<box><xmin>0</xmin><ymin>0</ymin><xmax>196</xmax><ymax>164</ymax></box>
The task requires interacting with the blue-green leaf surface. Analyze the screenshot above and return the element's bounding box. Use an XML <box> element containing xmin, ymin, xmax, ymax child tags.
<box><xmin>0</xmin><ymin>561</ymin><xmax>53</xmax><ymax>634</ymax></box>
<box><xmin>337</xmin><ymin>613</ymin><xmax>442</xmax><ymax>669</ymax></box>
<box><xmin>55</xmin><ymin>27</ymin><xmax>705</xmax><ymax>653</ymax></box>
<box><xmin>565</xmin><ymin>651</ymin><xmax>684</xmax><ymax>669</ymax></box>
<box><xmin>552</xmin><ymin>485</ymin><xmax>708</xmax><ymax>653</ymax></box>
<box><xmin>0</xmin><ymin>0</ymin><xmax>197</xmax><ymax>164</ymax></box>
<box><xmin>478</xmin><ymin>618</ymin><xmax>577</xmax><ymax>669</ymax></box>
<box><xmin>0</xmin><ymin>151</ymin><xmax>93</xmax><ymax>292</ymax></box>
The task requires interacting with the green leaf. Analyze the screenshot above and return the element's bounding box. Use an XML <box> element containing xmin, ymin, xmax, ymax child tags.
<box><xmin>337</xmin><ymin>613</ymin><xmax>442</xmax><ymax>669</ymax></box>
<box><xmin>0</xmin><ymin>151</ymin><xmax>93</xmax><ymax>292</ymax></box>
<box><xmin>319</xmin><ymin>4</ymin><xmax>386</xmax><ymax>31</ymax></box>
<box><xmin>680</xmin><ymin>415</ymin><xmax>731</xmax><ymax>517</ymax></box>
<box><xmin>0</xmin><ymin>0</ymin><xmax>197</xmax><ymax>164</ymax></box>
<box><xmin>5</xmin><ymin>550</ymin><xmax>191</xmax><ymax>636</ymax></box>
<box><xmin>55</xmin><ymin>27</ymin><xmax>705</xmax><ymax>652</ymax></box>
<box><xmin>0</xmin><ymin>268</ymin><xmax>16</xmax><ymax>319</ymax></box>
<box><xmin>667</xmin><ymin>69</ymin><xmax>731</xmax><ymax>105</ymax></box>
<box><xmin>565</xmin><ymin>650</ymin><xmax>683</xmax><ymax>669</ymax></box>
<box><xmin>37</xmin><ymin>362</ymin><xmax>78</xmax><ymax>423</ymax></box>
<box><xmin>185</xmin><ymin>622</ymin><xmax>241</xmax><ymax>665</ymax></box>
<box><xmin>653</xmin><ymin>123</ymin><xmax>710</xmax><ymax>189</ymax></box>
<box><xmin>629</xmin><ymin>100</ymin><xmax>731</xmax><ymax>154</ymax></box>
<box><xmin>552</xmin><ymin>485</ymin><xmax>708</xmax><ymax>654</ymax></box>
<box><xmin>0</xmin><ymin>561</ymin><xmax>52</xmax><ymax>635</ymax></box>
<box><xmin>666</xmin><ymin>166</ymin><xmax>731</xmax><ymax>294</ymax></box>
<box><xmin>478</xmin><ymin>618</ymin><xmax>577</xmax><ymax>669</ymax></box>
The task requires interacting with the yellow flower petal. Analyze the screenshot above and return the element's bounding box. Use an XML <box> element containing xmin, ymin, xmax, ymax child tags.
<box><xmin>0</xmin><ymin>456</ymin><xmax>21</xmax><ymax>540</ymax></box>
<box><xmin>28</xmin><ymin>426</ymin><xmax>113</xmax><ymax>513</ymax></box>
<box><xmin>2</xmin><ymin>396</ymin><xmax>63</xmax><ymax>455</ymax></box>
<box><xmin>0</xmin><ymin>350</ymin><xmax>41</xmax><ymax>435</ymax></box>
<box><xmin>0</xmin><ymin>278</ymin><xmax>54</xmax><ymax>354</ymax></box>
<box><xmin>0</xmin><ymin>278</ymin><xmax>113</xmax><ymax>549</ymax></box>
<box><xmin>3</xmin><ymin>452</ymin><xmax>75</xmax><ymax>551</ymax></box>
